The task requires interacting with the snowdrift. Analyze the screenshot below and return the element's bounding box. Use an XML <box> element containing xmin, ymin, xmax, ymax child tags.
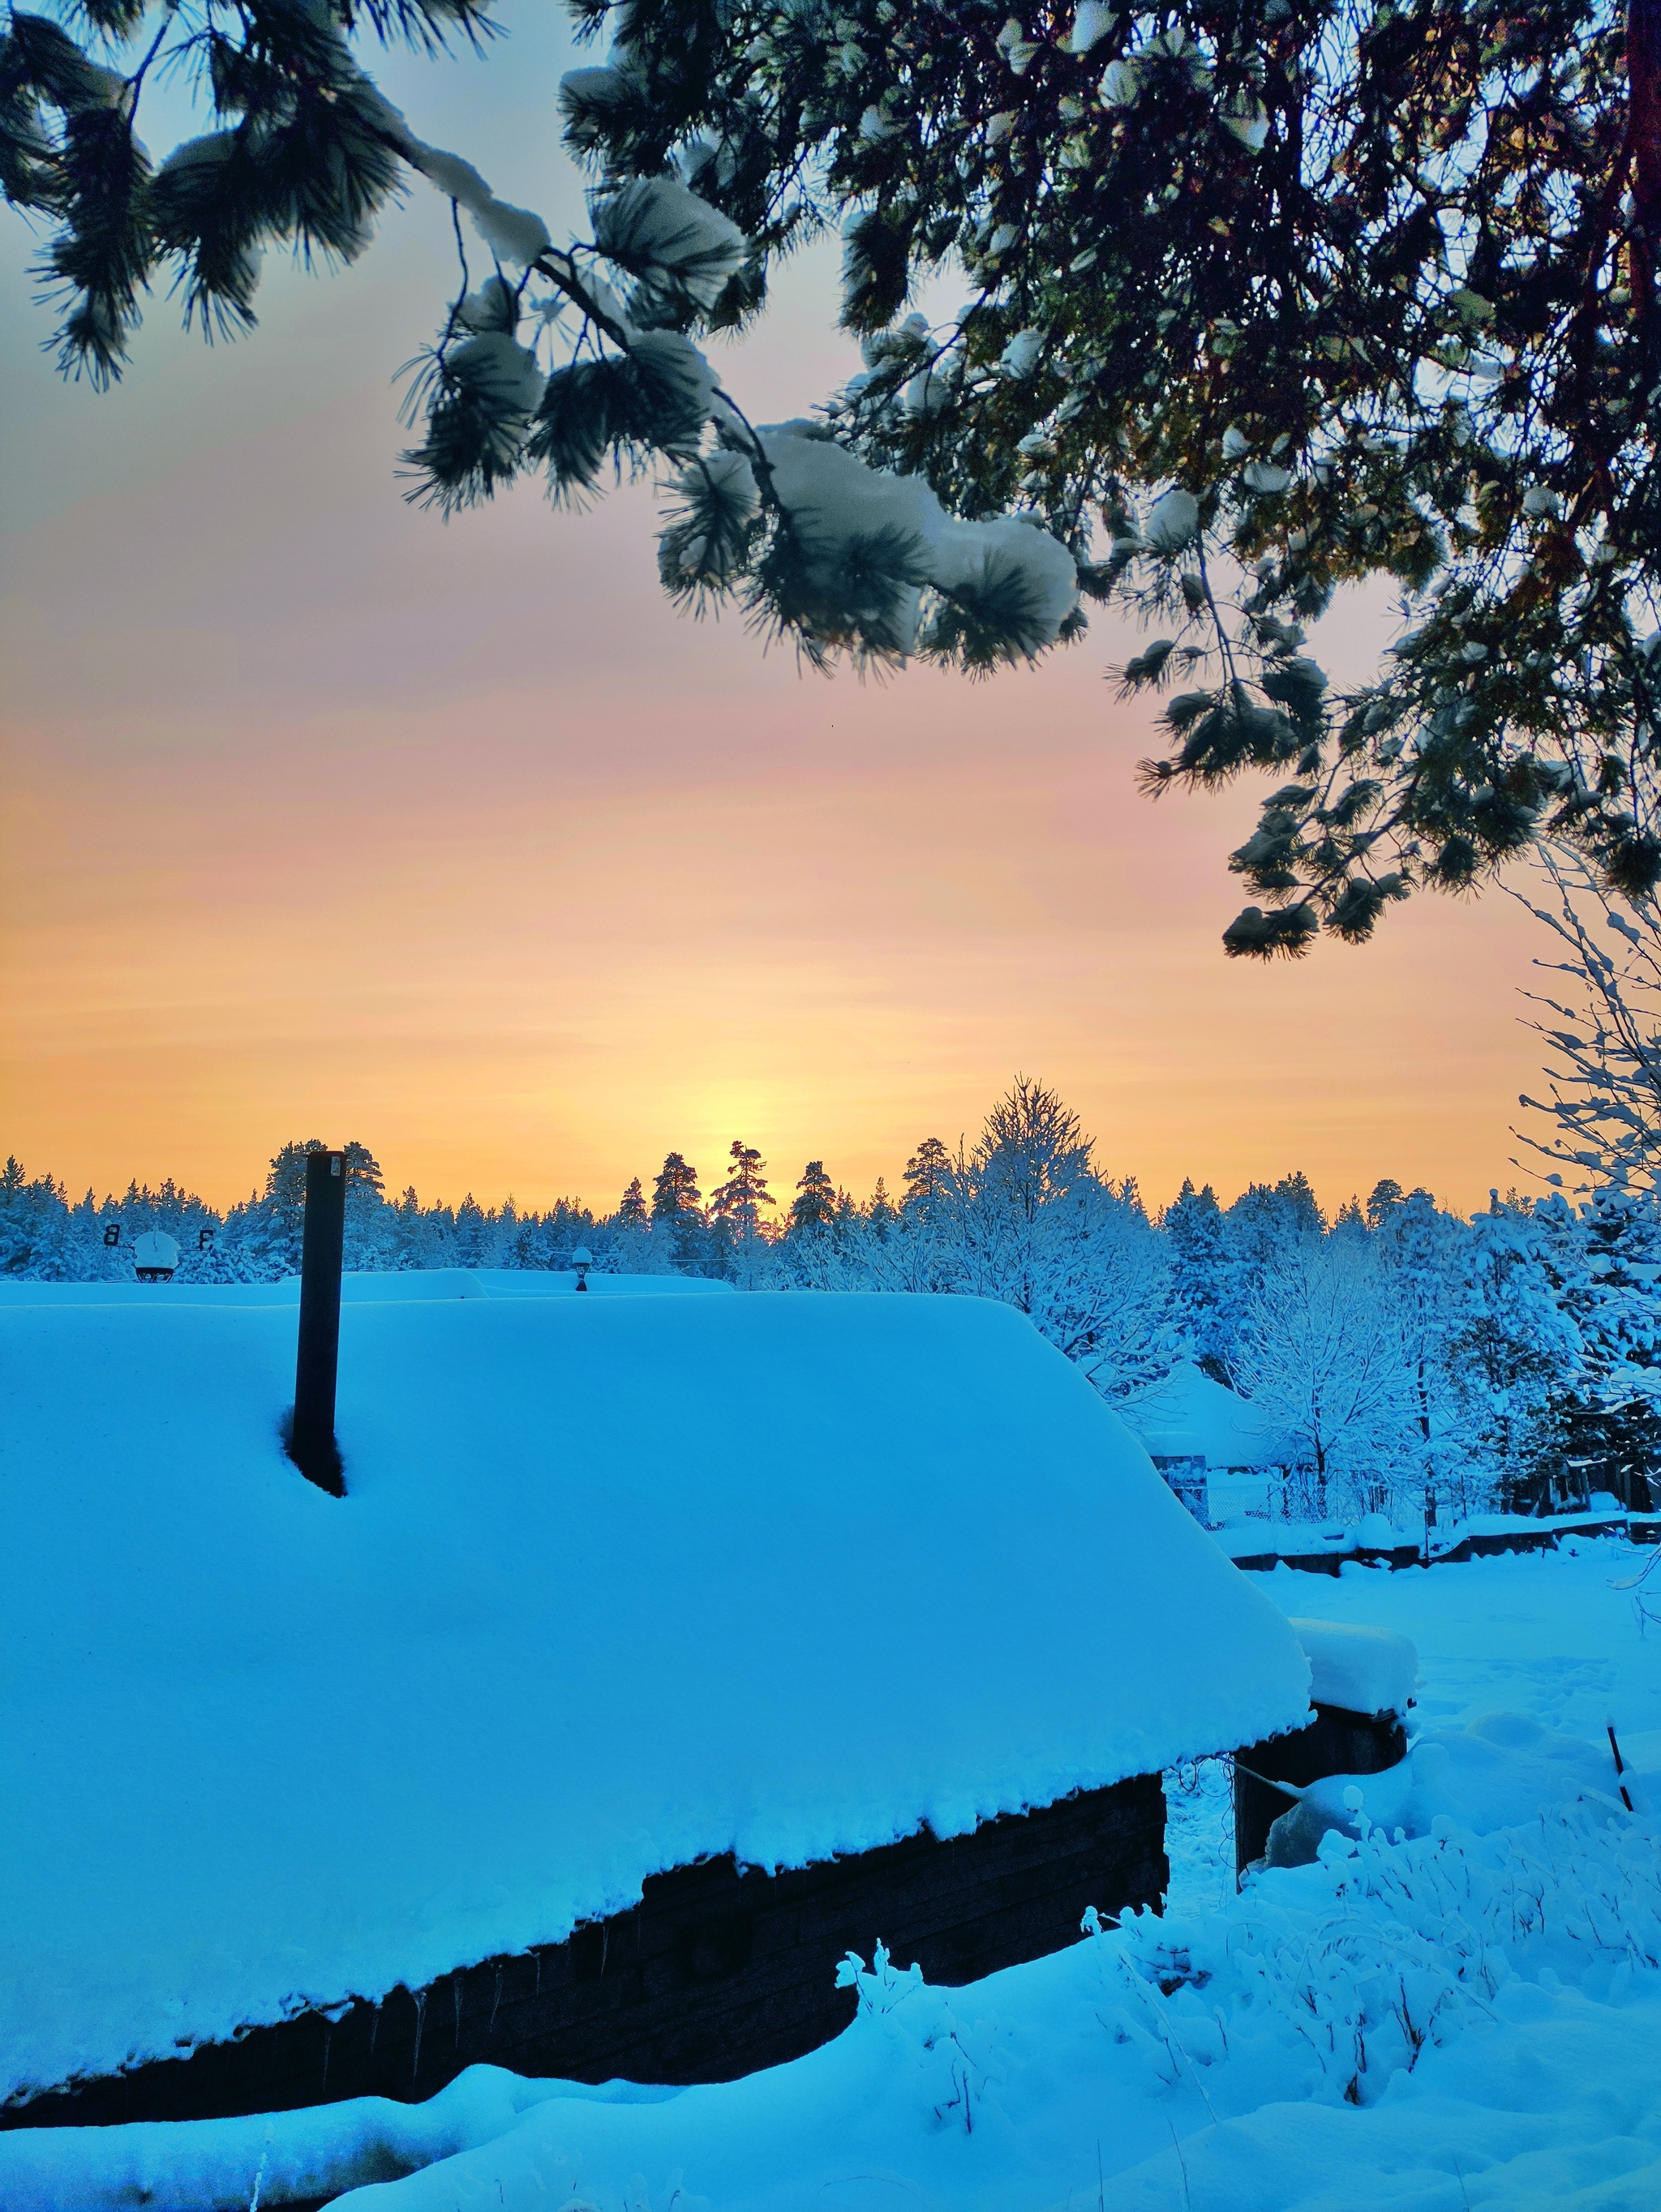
<box><xmin>0</xmin><ymin>1284</ymin><xmax>1308</xmax><ymax>2104</ymax></box>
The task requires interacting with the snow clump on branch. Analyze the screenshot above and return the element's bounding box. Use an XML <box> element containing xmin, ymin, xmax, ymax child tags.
<box><xmin>355</xmin><ymin>86</ymin><xmax>1076</xmax><ymax>667</ymax></box>
<box><xmin>1142</xmin><ymin>487</ymin><xmax>1202</xmax><ymax>551</ymax></box>
<box><xmin>361</xmin><ymin>91</ymin><xmax>552</xmax><ymax>268</ymax></box>
<box><xmin>753</xmin><ymin>423</ymin><xmax>1079</xmax><ymax>661</ymax></box>
<box><xmin>590</xmin><ymin>178</ymin><xmax>747</xmax><ymax>311</ymax></box>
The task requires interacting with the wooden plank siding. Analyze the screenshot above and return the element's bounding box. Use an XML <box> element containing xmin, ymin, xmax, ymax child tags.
<box><xmin>4</xmin><ymin>1774</ymin><xmax>1165</xmax><ymax>2130</ymax></box>
<box><xmin>1234</xmin><ymin>1702</ymin><xmax>1408</xmax><ymax>1875</ymax></box>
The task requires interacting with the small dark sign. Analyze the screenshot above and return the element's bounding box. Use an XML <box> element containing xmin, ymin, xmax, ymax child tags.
<box><xmin>103</xmin><ymin>1224</ymin><xmax>121</xmax><ymax>1248</ymax></box>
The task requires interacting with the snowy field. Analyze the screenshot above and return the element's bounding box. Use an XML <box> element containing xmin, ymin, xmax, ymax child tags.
<box><xmin>3</xmin><ymin>1540</ymin><xmax>1657</xmax><ymax>2211</ymax></box>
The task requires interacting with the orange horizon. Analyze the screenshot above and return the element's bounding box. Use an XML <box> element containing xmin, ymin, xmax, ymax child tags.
<box><xmin>1</xmin><ymin>35</ymin><xmax>1560</xmax><ymax>1232</ymax></box>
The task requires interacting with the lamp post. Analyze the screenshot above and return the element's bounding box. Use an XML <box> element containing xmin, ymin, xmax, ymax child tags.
<box><xmin>571</xmin><ymin>1245</ymin><xmax>593</xmax><ymax>1293</ymax></box>
<box><xmin>289</xmin><ymin>1147</ymin><xmax>347</xmax><ymax>1496</ymax></box>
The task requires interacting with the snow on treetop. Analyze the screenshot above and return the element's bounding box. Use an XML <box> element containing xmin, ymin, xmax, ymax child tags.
<box><xmin>0</xmin><ymin>1288</ymin><xmax>1307</xmax><ymax>2103</ymax></box>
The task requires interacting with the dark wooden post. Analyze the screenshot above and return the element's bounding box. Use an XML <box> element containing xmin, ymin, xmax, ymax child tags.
<box><xmin>290</xmin><ymin>1147</ymin><xmax>346</xmax><ymax>1496</ymax></box>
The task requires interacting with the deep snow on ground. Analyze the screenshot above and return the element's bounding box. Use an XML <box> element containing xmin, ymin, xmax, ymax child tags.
<box><xmin>1165</xmin><ymin>1540</ymin><xmax>1661</xmax><ymax>1915</ymax></box>
<box><xmin>1260</xmin><ymin>1542</ymin><xmax>1661</xmax><ymax>1763</ymax></box>
<box><xmin>0</xmin><ymin>1285</ymin><xmax>1307</xmax><ymax>2106</ymax></box>
<box><xmin>6</xmin><ymin>1541</ymin><xmax>1657</xmax><ymax>2212</ymax></box>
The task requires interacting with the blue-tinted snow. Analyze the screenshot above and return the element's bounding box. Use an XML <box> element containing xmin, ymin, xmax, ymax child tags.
<box><xmin>0</xmin><ymin>1284</ymin><xmax>1308</xmax><ymax>2103</ymax></box>
<box><xmin>1288</xmin><ymin>1615</ymin><xmax>1419</xmax><ymax>1717</ymax></box>
<box><xmin>4</xmin><ymin>1545</ymin><xmax>1657</xmax><ymax>2212</ymax></box>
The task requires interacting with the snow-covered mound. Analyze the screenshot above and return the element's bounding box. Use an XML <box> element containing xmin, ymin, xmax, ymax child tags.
<box><xmin>1288</xmin><ymin>1617</ymin><xmax>1419</xmax><ymax>1718</ymax></box>
<box><xmin>1265</xmin><ymin>1712</ymin><xmax>1652</xmax><ymax>1866</ymax></box>
<box><xmin>0</xmin><ymin>1288</ymin><xmax>1308</xmax><ymax>2106</ymax></box>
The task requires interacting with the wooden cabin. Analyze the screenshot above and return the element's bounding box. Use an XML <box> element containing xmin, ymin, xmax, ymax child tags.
<box><xmin>0</xmin><ymin>1282</ymin><xmax>1310</xmax><ymax>2128</ymax></box>
<box><xmin>1122</xmin><ymin>1358</ymin><xmax>1286</xmax><ymax>1526</ymax></box>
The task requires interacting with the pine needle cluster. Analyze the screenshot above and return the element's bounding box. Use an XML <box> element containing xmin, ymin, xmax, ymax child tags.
<box><xmin>11</xmin><ymin>0</ymin><xmax>1661</xmax><ymax>950</ymax></box>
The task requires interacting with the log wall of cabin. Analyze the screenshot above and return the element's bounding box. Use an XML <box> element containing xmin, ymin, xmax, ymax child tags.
<box><xmin>6</xmin><ymin>1773</ymin><xmax>1166</xmax><ymax>2129</ymax></box>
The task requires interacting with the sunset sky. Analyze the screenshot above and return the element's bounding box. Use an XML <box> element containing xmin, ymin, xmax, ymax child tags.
<box><xmin>1</xmin><ymin>5</ymin><xmax>1557</xmax><ymax>1221</ymax></box>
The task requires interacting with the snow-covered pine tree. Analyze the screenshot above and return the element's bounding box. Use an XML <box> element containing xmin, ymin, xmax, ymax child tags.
<box><xmin>1366</xmin><ymin>1179</ymin><xmax>1406</xmax><ymax>1228</ymax></box>
<box><xmin>902</xmin><ymin>1138</ymin><xmax>955</xmax><ymax>1216</ymax></box>
<box><xmin>704</xmin><ymin>1140</ymin><xmax>774</xmax><ymax>1288</ymax></box>
<box><xmin>337</xmin><ymin>1140</ymin><xmax>394</xmax><ymax>1270</ymax></box>
<box><xmin>650</xmin><ymin>1151</ymin><xmax>700</xmax><ymax>1224</ymax></box>
<box><xmin>0</xmin><ymin>0</ymin><xmax>1078</xmax><ymax>675</ymax></box>
<box><xmin>775</xmin><ymin>1178</ymin><xmax>875</xmax><ymax>1290</ymax></box>
<box><xmin>248</xmin><ymin>1140</ymin><xmax>320</xmax><ymax>1276</ymax></box>
<box><xmin>913</xmin><ymin>1078</ymin><xmax>1174</xmax><ymax>1402</ymax></box>
<box><xmin>234</xmin><ymin>1137</ymin><xmax>389</xmax><ymax>1276</ymax></box>
<box><xmin>709</xmin><ymin>1139</ymin><xmax>775</xmax><ymax>1241</ymax></box>
<box><xmin>1446</xmin><ymin>1194</ymin><xmax>1582</xmax><ymax>1519</ymax></box>
<box><xmin>650</xmin><ymin>1149</ymin><xmax>708</xmax><ymax>1273</ymax></box>
<box><xmin>1161</xmin><ymin>1177</ymin><xmax>1237</xmax><ymax>1382</ymax></box>
<box><xmin>1228</xmin><ymin>1174</ymin><xmax>1325</xmax><ymax>1254</ymax></box>
<box><xmin>602</xmin><ymin>1175</ymin><xmax>666</xmax><ymax>1273</ymax></box>
<box><xmin>1557</xmin><ymin>1181</ymin><xmax>1661</xmax><ymax>1511</ymax></box>
<box><xmin>788</xmin><ymin>1160</ymin><xmax>837</xmax><ymax>1235</ymax></box>
<box><xmin>1222</xmin><ymin>1172</ymin><xmax>1324</xmax><ymax>1339</ymax></box>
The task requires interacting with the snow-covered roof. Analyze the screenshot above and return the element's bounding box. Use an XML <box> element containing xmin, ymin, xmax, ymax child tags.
<box><xmin>0</xmin><ymin>1285</ymin><xmax>1309</xmax><ymax>2104</ymax></box>
<box><xmin>1122</xmin><ymin>1359</ymin><xmax>1283</xmax><ymax>1468</ymax></box>
<box><xmin>1289</xmin><ymin>1618</ymin><xmax>1419</xmax><ymax>1719</ymax></box>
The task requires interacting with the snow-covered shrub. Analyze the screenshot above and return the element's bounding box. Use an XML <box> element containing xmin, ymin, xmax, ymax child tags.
<box><xmin>1100</xmin><ymin>1798</ymin><xmax>1661</xmax><ymax>2110</ymax></box>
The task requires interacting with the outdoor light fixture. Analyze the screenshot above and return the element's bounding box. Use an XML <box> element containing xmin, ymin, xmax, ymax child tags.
<box><xmin>571</xmin><ymin>1246</ymin><xmax>593</xmax><ymax>1293</ymax></box>
<box><xmin>103</xmin><ymin>1224</ymin><xmax>121</xmax><ymax>1248</ymax></box>
<box><xmin>199</xmin><ymin>1227</ymin><xmax>215</xmax><ymax>1252</ymax></box>
<box><xmin>133</xmin><ymin>1231</ymin><xmax>180</xmax><ymax>1284</ymax></box>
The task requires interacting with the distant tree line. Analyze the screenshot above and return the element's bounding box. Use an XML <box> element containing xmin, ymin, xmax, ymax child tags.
<box><xmin>5</xmin><ymin>1077</ymin><xmax>1658</xmax><ymax>1524</ymax></box>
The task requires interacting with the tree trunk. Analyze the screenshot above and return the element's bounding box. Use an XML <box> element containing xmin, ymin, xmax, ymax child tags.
<box><xmin>1633</xmin><ymin>0</ymin><xmax>1661</xmax><ymax>319</ymax></box>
